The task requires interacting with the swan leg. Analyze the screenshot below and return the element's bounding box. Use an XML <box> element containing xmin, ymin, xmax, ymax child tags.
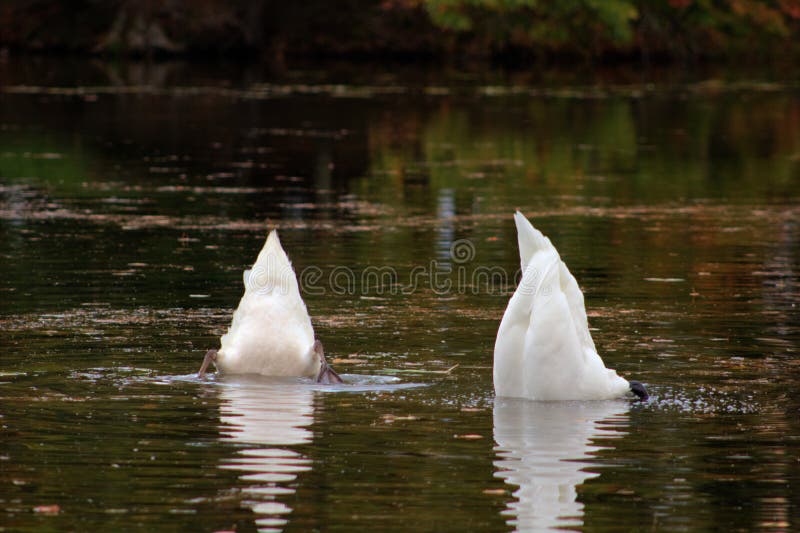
<box><xmin>313</xmin><ymin>340</ymin><xmax>343</xmax><ymax>384</ymax></box>
<box><xmin>198</xmin><ymin>349</ymin><xmax>217</xmax><ymax>378</ymax></box>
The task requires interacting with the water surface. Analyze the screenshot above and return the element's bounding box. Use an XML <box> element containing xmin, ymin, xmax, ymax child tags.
<box><xmin>1</xmin><ymin>60</ymin><xmax>799</xmax><ymax>531</ymax></box>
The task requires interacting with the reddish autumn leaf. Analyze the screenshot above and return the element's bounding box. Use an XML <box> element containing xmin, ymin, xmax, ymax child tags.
<box><xmin>33</xmin><ymin>505</ymin><xmax>60</xmax><ymax>515</ymax></box>
<box><xmin>779</xmin><ymin>0</ymin><xmax>800</xmax><ymax>18</ymax></box>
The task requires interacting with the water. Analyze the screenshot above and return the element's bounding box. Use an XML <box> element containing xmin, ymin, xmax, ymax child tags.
<box><xmin>1</xmin><ymin>59</ymin><xmax>799</xmax><ymax>531</ymax></box>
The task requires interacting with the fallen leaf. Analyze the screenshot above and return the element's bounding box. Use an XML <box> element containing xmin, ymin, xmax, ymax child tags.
<box><xmin>383</xmin><ymin>364</ymin><xmax>459</xmax><ymax>375</ymax></box>
<box><xmin>454</xmin><ymin>434</ymin><xmax>483</xmax><ymax>440</ymax></box>
<box><xmin>332</xmin><ymin>358</ymin><xmax>366</xmax><ymax>364</ymax></box>
<box><xmin>33</xmin><ymin>505</ymin><xmax>60</xmax><ymax>514</ymax></box>
<box><xmin>382</xmin><ymin>414</ymin><xmax>418</xmax><ymax>423</ymax></box>
<box><xmin>483</xmin><ymin>489</ymin><xmax>506</xmax><ymax>495</ymax></box>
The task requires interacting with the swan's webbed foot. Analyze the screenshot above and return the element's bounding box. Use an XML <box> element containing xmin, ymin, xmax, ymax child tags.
<box><xmin>313</xmin><ymin>340</ymin><xmax>343</xmax><ymax>385</ymax></box>
<box><xmin>198</xmin><ymin>349</ymin><xmax>217</xmax><ymax>378</ymax></box>
<box><xmin>629</xmin><ymin>380</ymin><xmax>649</xmax><ymax>401</ymax></box>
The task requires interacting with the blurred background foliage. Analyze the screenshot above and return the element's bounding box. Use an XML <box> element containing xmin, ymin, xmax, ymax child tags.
<box><xmin>1</xmin><ymin>0</ymin><xmax>800</xmax><ymax>63</ymax></box>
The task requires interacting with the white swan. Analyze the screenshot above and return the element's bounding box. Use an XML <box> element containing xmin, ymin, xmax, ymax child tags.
<box><xmin>198</xmin><ymin>230</ymin><xmax>342</xmax><ymax>384</ymax></box>
<box><xmin>493</xmin><ymin>212</ymin><xmax>647</xmax><ymax>401</ymax></box>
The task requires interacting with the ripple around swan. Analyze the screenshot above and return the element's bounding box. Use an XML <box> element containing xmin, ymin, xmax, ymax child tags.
<box><xmin>164</xmin><ymin>372</ymin><xmax>428</xmax><ymax>394</ymax></box>
<box><xmin>631</xmin><ymin>386</ymin><xmax>760</xmax><ymax>415</ymax></box>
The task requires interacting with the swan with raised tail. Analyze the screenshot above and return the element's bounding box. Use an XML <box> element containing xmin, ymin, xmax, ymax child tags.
<box><xmin>494</xmin><ymin>212</ymin><xmax>648</xmax><ymax>401</ymax></box>
<box><xmin>198</xmin><ymin>230</ymin><xmax>342</xmax><ymax>384</ymax></box>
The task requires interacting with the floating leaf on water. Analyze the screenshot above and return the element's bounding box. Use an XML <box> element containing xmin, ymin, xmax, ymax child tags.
<box><xmin>33</xmin><ymin>505</ymin><xmax>60</xmax><ymax>514</ymax></box>
<box><xmin>382</xmin><ymin>364</ymin><xmax>458</xmax><ymax>375</ymax></box>
<box><xmin>381</xmin><ymin>414</ymin><xmax>418</xmax><ymax>423</ymax></box>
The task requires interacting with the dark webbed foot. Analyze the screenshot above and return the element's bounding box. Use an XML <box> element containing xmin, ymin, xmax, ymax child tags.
<box><xmin>629</xmin><ymin>380</ymin><xmax>649</xmax><ymax>401</ymax></box>
<box><xmin>313</xmin><ymin>340</ymin><xmax>343</xmax><ymax>385</ymax></box>
<box><xmin>198</xmin><ymin>349</ymin><xmax>218</xmax><ymax>378</ymax></box>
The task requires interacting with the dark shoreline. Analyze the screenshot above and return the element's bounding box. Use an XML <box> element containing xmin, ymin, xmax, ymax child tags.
<box><xmin>3</xmin><ymin>1</ymin><xmax>800</xmax><ymax>70</ymax></box>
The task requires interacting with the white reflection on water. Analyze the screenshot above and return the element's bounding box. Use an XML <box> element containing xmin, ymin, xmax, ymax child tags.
<box><xmin>218</xmin><ymin>377</ymin><xmax>314</xmax><ymax>532</ymax></box>
<box><xmin>493</xmin><ymin>398</ymin><xmax>630</xmax><ymax>532</ymax></box>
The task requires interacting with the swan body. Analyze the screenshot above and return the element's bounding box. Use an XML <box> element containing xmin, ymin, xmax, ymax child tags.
<box><xmin>199</xmin><ymin>230</ymin><xmax>341</xmax><ymax>383</ymax></box>
<box><xmin>493</xmin><ymin>212</ymin><xmax>644</xmax><ymax>401</ymax></box>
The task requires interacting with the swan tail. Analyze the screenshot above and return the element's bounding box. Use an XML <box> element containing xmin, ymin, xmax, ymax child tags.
<box><xmin>246</xmin><ymin>230</ymin><xmax>300</xmax><ymax>295</ymax></box>
<box><xmin>259</xmin><ymin>230</ymin><xmax>290</xmax><ymax>265</ymax></box>
<box><xmin>514</xmin><ymin>211</ymin><xmax>556</xmax><ymax>271</ymax></box>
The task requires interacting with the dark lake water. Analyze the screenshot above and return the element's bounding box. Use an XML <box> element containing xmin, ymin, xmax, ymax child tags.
<box><xmin>1</xmin><ymin>59</ymin><xmax>799</xmax><ymax>531</ymax></box>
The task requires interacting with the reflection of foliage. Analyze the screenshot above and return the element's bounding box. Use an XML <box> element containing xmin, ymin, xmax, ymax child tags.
<box><xmin>360</xmin><ymin>93</ymin><xmax>800</xmax><ymax>209</ymax></box>
<box><xmin>0</xmin><ymin>134</ymin><xmax>90</xmax><ymax>189</ymax></box>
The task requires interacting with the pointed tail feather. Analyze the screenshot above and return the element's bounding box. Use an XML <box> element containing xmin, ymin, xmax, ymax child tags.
<box><xmin>246</xmin><ymin>230</ymin><xmax>300</xmax><ymax>295</ymax></box>
<box><xmin>514</xmin><ymin>211</ymin><xmax>555</xmax><ymax>271</ymax></box>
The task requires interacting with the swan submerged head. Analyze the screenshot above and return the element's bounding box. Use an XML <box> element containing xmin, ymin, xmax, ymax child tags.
<box><xmin>629</xmin><ymin>380</ymin><xmax>649</xmax><ymax>401</ymax></box>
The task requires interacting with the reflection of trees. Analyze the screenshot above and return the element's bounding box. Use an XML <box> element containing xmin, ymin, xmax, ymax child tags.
<box><xmin>354</xmin><ymin>92</ymin><xmax>800</xmax><ymax>351</ymax></box>
<box><xmin>361</xmin><ymin>95</ymin><xmax>800</xmax><ymax>209</ymax></box>
<box><xmin>493</xmin><ymin>398</ymin><xmax>629</xmax><ymax>531</ymax></box>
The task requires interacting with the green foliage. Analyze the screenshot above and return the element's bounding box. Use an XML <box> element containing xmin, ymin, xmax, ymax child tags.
<box><xmin>585</xmin><ymin>0</ymin><xmax>637</xmax><ymax>42</ymax></box>
<box><xmin>422</xmin><ymin>0</ymin><xmax>800</xmax><ymax>57</ymax></box>
<box><xmin>423</xmin><ymin>0</ymin><xmax>639</xmax><ymax>52</ymax></box>
<box><xmin>2</xmin><ymin>0</ymin><xmax>800</xmax><ymax>59</ymax></box>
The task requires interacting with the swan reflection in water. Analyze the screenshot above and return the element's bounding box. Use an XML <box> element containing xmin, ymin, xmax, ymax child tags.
<box><xmin>218</xmin><ymin>377</ymin><xmax>315</xmax><ymax>532</ymax></box>
<box><xmin>493</xmin><ymin>398</ymin><xmax>630</xmax><ymax>531</ymax></box>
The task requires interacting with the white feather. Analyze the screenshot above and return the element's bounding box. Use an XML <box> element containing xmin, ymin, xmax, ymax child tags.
<box><xmin>216</xmin><ymin>230</ymin><xmax>319</xmax><ymax>377</ymax></box>
<box><xmin>493</xmin><ymin>212</ymin><xmax>630</xmax><ymax>400</ymax></box>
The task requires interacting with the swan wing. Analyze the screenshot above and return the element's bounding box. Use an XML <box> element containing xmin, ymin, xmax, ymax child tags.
<box><xmin>521</xmin><ymin>254</ymin><xmax>587</xmax><ymax>400</ymax></box>
<box><xmin>558</xmin><ymin>256</ymin><xmax>597</xmax><ymax>357</ymax></box>
<box><xmin>514</xmin><ymin>211</ymin><xmax>596</xmax><ymax>356</ymax></box>
<box><xmin>494</xmin><ymin>275</ymin><xmax>534</xmax><ymax>399</ymax></box>
<box><xmin>494</xmin><ymin>212</ymin><xmax>561</xmax><ymax>397</ymax></box>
